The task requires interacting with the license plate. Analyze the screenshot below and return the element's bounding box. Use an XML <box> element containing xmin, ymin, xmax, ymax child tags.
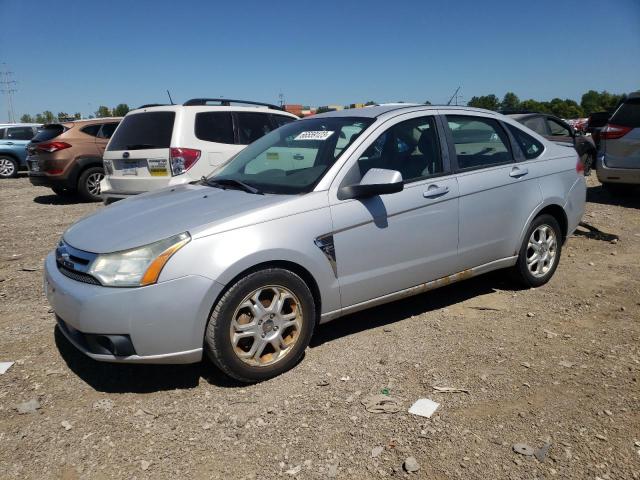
<box><xmin>122</xmin><ymin>160</ymin><xmax>138</xmax><ymax>176</ymax></box>
<box><xmin>147</xmin><ymin>158</ymin><xmax>168</xmax><ymax>176</ymax></box>
<box><xmin>27</xmin><ymin>156</ymin><xmax>39</xmax><ymax>172</ymax></box>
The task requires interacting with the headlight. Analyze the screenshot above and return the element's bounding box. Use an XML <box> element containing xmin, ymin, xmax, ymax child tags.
<box><xmin>88</xmin><ymin>232</ymin><xmax>190</xmax><ymax>287</ymax></box>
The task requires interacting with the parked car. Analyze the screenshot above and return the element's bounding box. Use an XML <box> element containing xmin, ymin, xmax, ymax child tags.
<box><xmin>0</xmin><ymin>123</ymin><xmax>41</xmax><ymax>178</ymax></box>
<box><xmin>596</xmin><ymin>93</ymin><xmax>640</xmax><ymax>193</ymax></box>
<box><xmin>100</xmin><ymin>99</ymin><xmax>298</xmax><ymax>204</ymax></box>
<box><xmin>586</xmin><ymin>111</ymin><xmax>611</xmax><ymax>149</ymax></box>
<box><xmin>508</xmin><ymin>112</ymin><xmax>597</xmax><ymax>174</ymax></box>
<box><xmin>27</xmin><ymin>118</ymin><xmax>121</xmax><ymax>201</ymax></box>
<box><xmin>45</xmin><ymin>105</ymin><xmax>585</xmax><ymax>382</ymax></box>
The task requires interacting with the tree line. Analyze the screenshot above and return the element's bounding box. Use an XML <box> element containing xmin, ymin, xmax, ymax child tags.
<box><xmin>466</xmin><ymin>90</ymin><xmax>629</xmax><ymax>119</ymax></box>
<box><xmin>19</xmin><ymin>104</ymin><xmax>130</xmax><ymax>124</ymax></box>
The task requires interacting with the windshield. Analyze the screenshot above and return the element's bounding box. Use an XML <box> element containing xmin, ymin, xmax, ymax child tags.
<box><xmin>107</xmin><ymin>111</ymin><xmax>175</xmax><ymax>151</ymax></box>
<box><xmin>207</xmin><ymin>117</ymin><xmax>373</xmax><ymax>194</ymax></box>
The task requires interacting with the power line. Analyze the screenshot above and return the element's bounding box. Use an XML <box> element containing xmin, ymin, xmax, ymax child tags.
<box><xmin>0</xmin><ymin>64</ymin><xmax>18</xmax><ymax>123</ymax></box>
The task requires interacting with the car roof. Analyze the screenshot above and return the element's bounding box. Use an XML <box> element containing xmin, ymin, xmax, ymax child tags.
<box><xmin>0</xmin><ymin>123</ymin><xmax>41</xmax><ymax>127</ymax></box>
<box><xmin>311</xmin><ymin>104</ymin><xmax>500</xmax><ymax>120</ymax></box>
<box><xmin>128</xmin><ymin>104</ymin><xmax>297</xmax><ymax>116</ymax></box>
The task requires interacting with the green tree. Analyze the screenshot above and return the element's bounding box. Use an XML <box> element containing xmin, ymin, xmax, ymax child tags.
<box><xmin>42</xmin><ymin>111</ymin><xmax>55</xmax><ymax>123</ymax></box>
<box><xmin>95</xmin><ymin>105</ymin><xmax>112</xmax><ymax>118</ymax></box>
<box><xmin>547</xmin><ymin>98</ymin><xmax>584</xmax><ymax>119</ymax></box>
<box><xmin>424</xmin><ymin>100</ymin><xmax>432</xmax><ymax>105</ymax></box>
<box><xmin>112</xmin><ymin>103</ymin><xmax>130</xmax><ymax>117</ymax></box>
<box><xmin>73</xmin><ymin>112</ymin><xmax>82</xmax><ymax>119</ymax></box>
<box><xmin>500</xmin><ymin>92</ymin><xmax>520</xmax><ymax>112</ymax></box>
<box><xmin>20</xmin><ymin>114</ymin><xmax>34</xmax><ymax>123</ymax></box>
<box><xmin>467</xmin><ymin>94</ymin><xmax>500</xmax><ymax>111</ymax></box>
<box><xmin>580</xmin><ymin>90</ymin><xmax>626</xmax><ymax>116</ymax></box>
<box><xmin>57</xmin><ymin>112</ymin><xmax>70</xmax><ymax>121</ymax></box>
<box><xmin>35</xmin><ymin>113</ymin><xmax>45</xmax><ymax>123</ymax></box>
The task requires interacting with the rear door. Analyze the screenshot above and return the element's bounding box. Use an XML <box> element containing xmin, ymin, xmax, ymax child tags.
<box><xmin>443</xmin><ymin>112</ymin><xmax>542</xmax><ymax>269</ymax></box>
<box><xmin>106</xmin><ymin>111</ymin><xmax>175</xmax><ymax>190</ymax></box>
<box><xmin>601</xmin><ymin>97</ymin><xmax>640</xmax><ymax>169</ymax></box>
<box><xmin>95</xmin><ymin>122</ymin><xmax>119</xmax><ymax>156</ymax></box>
<box><xmin>4</xmin><ymin>126</ymin><xmax>36</xmax><ymax>164</ymax></box>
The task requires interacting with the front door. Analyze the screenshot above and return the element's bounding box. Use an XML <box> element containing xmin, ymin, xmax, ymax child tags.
<box><xmin>329</xmin><ymin>114</ymin><xmax>460</xmax><ymax>308</ymax></box>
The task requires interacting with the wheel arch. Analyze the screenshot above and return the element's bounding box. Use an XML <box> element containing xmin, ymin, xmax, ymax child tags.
<box><xmin>517</xmin><ymin>201</ymin><xmax>569</xmax><ymax>253</ymax></box>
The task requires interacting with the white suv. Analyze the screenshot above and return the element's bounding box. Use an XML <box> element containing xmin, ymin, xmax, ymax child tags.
<box><xmin>100</xmin><ymin>99</ymin><xmax>298</xmax><ymax>203</ymax></box>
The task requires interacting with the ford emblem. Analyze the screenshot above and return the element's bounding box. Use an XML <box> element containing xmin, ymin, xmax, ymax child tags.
<box><xmin>123</xmin><ymin>152</ymin><xmax>130</xmax><ymax>159</ymax></box>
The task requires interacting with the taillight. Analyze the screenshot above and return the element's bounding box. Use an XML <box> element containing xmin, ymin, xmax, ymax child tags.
<box><xmin>170</xmin><ymin>148</ymin><xmax>201</xmax><ymax>176</ymax></box>
<box><xmin>36</xmin><ymin>141</ymin><xmax>72</xmax><ymax>153</ymax></box>
<box><xmin>600</xmin><ymin>123</ymin><xmax>632</xmax><ymax>140</ymax></box>
<box><xmin>576</xmin><ymin>156</ymin><xmax>585</xmax><ymax>174</ymax></box>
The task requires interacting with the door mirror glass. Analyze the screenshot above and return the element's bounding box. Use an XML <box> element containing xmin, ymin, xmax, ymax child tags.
<box><xmin>338</xmin><ymin>168</ymin><xmax>403</xmax><ymax>200</ymax></box>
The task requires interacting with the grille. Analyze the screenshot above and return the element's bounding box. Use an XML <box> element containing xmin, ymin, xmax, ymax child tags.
<box><xmin>58</xmin><ymin>265</ymin><xmax>101</xmax><ymax>285</ymax></box>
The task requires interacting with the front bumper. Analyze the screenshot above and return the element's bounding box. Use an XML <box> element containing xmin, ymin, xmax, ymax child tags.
<box><xmin>44</xmin><ymin>252</ymin><xmax>225</xmax><ymax>364</ymax></box>
<box><xmin>596</xmin><ymin>155</ymin><xmax>640</xmax><ymax>185</ymax></box>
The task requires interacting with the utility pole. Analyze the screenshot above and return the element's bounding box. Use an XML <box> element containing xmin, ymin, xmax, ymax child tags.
<box><xmin>446</xmin><ymin>86</ymin><xmax>463</xmax><ymax>106</ymax></box>
<box><xmin>0</xmin><ymin>64</ymin><xmax>17</xmax><ymax>123</ymax></box>
<box><xmin>278</xmin><ymin>92</ymin><xmax>284</xmax><ymax>108</ymax></box>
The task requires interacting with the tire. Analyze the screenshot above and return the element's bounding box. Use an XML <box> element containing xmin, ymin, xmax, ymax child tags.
<box><xmin>582</xmin><ymin>152</ymin><xmax>594</xmax><ymax>176</ymax></box>
<box><xmin>204</xmin><ymin>268</ymin><xmax>316</xmax><ymax>383</ymax></box>
<box><xmin>512</xmin><ymin>214</ymin><xmax>563</xmax><ymax>288</ymax></box>
<box><xmin>77</xmin><ymin>166</ymin><xmax>104</xmax><ymax>202</ymax></box>
<box><xmin>51</xmin><ymin>186</ymin><xmax>76</xmax><ymax>197</ymax></box>
<box><xmin>0</xmin><ymin>156</ymin><xmax>18</xmax><ymax>179</ymax></box>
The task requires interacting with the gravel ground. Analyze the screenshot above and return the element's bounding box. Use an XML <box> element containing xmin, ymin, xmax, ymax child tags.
<box><xmin>1</xmin><ymin>175</ymin><xmax>639</xmax><ymax>480</ymax></box>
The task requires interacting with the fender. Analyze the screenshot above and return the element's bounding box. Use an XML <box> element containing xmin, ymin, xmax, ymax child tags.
<box><xmin>515</xmin><ymin>198</ymin><xmax>568</xmax><ymax>254</ymax></box>
<box><xmin>68</xmin><ymin>156</ymin><xmax>104</xmax><ymax>184</ymax></box>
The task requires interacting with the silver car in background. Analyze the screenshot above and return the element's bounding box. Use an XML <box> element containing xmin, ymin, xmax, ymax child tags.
<box><xmin>44</xmin><ymin>104</ymin><xmax>586</xmax><ymax>382</ymax></box>
<box><xmin>596</xmin><ymin>93</ymin><xmax>640</xmax><ymax>193</ymax></box>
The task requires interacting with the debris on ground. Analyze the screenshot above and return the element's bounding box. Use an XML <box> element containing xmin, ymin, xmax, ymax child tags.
<box><xmin>513</xmin><ymin>443</ymin><xmax>536</xmax><ymax>456</ymax></box>
<box><xmin>558</xmin><ymin>360</ymin><xmax>575</xmax><ymax>368</ymax></box>
<box><xmin>432</xmin><ymin>385</ymin><xmax>469</xmax><ymax>394</ymax></box>
<box><xmin>371</xmin><ymin>446</ymin><xmax>384</xmax><ymax>458</ymax></box>
<box><xmin>408</xmin><ymin>398</ymin><xmax>440</xmax><ymax>418</ymax></box>
<box><xmin>403</xmin><ymin>456</ymin><xmax>420</xmax><ymax>473</ymax></box>
<box><xmin>140</xmin><ymin>460</ymin><xmax>151</xmax><ymax>471</ymax></box>
<box><xmin>15</xmin><ymin>398</ymin><xmax>41</xmax><ymax>414</ymax></box>
<box><xmin>61</xmin><ymin>420</ymin><xmax>72</xmax><ymax>431</ymax></box>
<box><xmin>0</xmin><ymin>361</ymin><xmax>14</xmax><ymax>374</ymax></box>
<box><xmin>361</xmin><ymin>394</ymin><xmax>401</xmax><ymax>414</ymax></box>
<box><xmin>285</xmin><ymin>465</ymin><xmax>302</xmax><ymax>475</ymax></box>
<box><xmin>534</xmin><ymin>443</ymin><xmax>552</xmax><ymax>462</ymax></box>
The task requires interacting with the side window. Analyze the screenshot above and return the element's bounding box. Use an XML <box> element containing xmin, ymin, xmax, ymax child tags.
<box><xmin>523</xmin><ymin>116</ymin><xmax>548</xmax><ymax>136</ymax></box>
<box><xmin>81</xmin><ymin>125</ymin><xmax>102</xmax><ymax>137</ymax></box>
<box><xmin>546</xmin><ymin>118</ymin><xmax>571</xmax><ymax>136</ymax></box>
<box><xmin>97</xmin><ymin>122</ymin><xmax>118</xmax><ymax>139</ymax></box>
<box><xmin>506</xmin><ymin>124</ymin><xmax>544</xmax><ymax>160</ymax></box>
<box><xmin>272</xmin><ymin>115</ymin><xmax>295</xmax><ymax>128</ymax></box>
<box><xmin>237</xmin><ymin>113</ymin><xmax>274</xmax><ymax>145</ymax></box>
<box><xmin>7</xmin><ymin>127</ymin><xmax>36</xmax><ymax>140</ymax></box>
<box><xmin>446</xmin><ymin>115</ymin><xmax>512</xmax><ymax>170</ymax></box>
<box><xmin>349</xmin><ymin>116</ymin><xmax>443</xmax><ymax>184</ymax></box>
<box><xmin>194</xmin><ymin>112</ymin><xmax>234</xmax><ymax>144</ymax></box>
<box><xmin>0</xmin><ymin>128</ymin><xmax>6</xmax><ymax>139</ymax></box>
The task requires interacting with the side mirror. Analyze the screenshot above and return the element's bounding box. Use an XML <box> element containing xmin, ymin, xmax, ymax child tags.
<box><xmin>338</xmin><ymin>168</ymin><xmax>403</xmax><ymax>200</ymax></box>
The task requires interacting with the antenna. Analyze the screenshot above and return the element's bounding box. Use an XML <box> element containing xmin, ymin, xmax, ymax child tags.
<box><xmin>166</xmin><ymin>90</ymin><xmax>174</xmax><ymax>105</ymax></box>
<box><xmin>446</xmin><ymin>86</ymin><xmax>462</xmax><ymax>106</ymax></box>
<box><xmin>0</xmin><ymin>64</ymin><xmax>18</xmax><ymax>123</ymax></box>
<box><xmin>278</xmin><ymin>92</ymin><xmax>284</xmax><ymax>108</ymax></box>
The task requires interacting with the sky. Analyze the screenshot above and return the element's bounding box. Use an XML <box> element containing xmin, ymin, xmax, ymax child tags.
<box><xmin>0</xmin><ymin>0</ymin><xmax>639</xmax><ymax>120</ymax></box>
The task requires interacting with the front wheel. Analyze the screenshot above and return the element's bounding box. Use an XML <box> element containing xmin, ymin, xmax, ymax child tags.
<box><xmin>512</xmin><ymin>214</ymin><xmax>562</xmax><ymax>288</ymax></box>
<box><xmin>204</xmin><ymin>268</ymin><xmax>316</xmax><ymax>383</ymax></box>
<box><xmin>0</xmin><ymin>156</ymin><xmax>18</xmax><ymax>178</ymax></box>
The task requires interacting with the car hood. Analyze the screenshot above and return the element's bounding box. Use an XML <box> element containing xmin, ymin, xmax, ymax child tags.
<box><xmin>63</xmin><ymin>184</ymin><xmax>296</xmax><ymax>253</ymax></box>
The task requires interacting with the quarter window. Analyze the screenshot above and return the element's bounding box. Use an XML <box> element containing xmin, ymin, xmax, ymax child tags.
<box><xmin>6</xmin><ymin>127</ymin><xmax>35</xmax><ymax>140</ymax></box>
<box><xmin>194</xmin><ymin>112</ymin><xmax>234</xmax><ymax>144</ymax></box>
<box><xmin>506</xmin><ymin>124</ymin><xmax>544</xmax><ymax>159</ymax></box>
<box><xmin>349</xmin><ymin>116</ymin><xmax>443</xmax><ymax>184</ymax></box>
<box><xmin>446</xmin><ymin>115</ymin><xmax>512</xmax><ymax>170</ymax></box>
<box><xmin>237</xmin><ymin>113</ymin><xmax>274</xmax><ymax>145</ymax></box>
<box><xmin>81</xmin><ymin>125</ymin><xmax>101</xmax><ymax>137</ymax></box>
<box><xmin>97</xmin><ymin>122</ymin><xmax>118</xmax><ymax>139</ymax></box>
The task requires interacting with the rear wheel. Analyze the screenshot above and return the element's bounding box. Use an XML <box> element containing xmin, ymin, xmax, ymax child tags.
<box><xmin>512</xmin><ymin>214</ymin><xmax>562</xmax><ymax>288</ymax></box>
<box><xmin>77</xmin><ymin>167</ymin><xmax>104</xmax><ymax>201</ymax></box>
<box><xmin>204</xmin><ymin>268</ymin><xmax>316</xmax><ymax>383</ymax></box>
<box><xmin>0</xmin><ymin>156</ymin><xmax>18</xmax><ymax>178</ymax></box>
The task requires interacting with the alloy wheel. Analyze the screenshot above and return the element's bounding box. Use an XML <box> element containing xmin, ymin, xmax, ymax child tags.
<box><xmin>0</xmin><ymin>158</ymin><xmax>15</xmax><ymax>177</ymax></box>
<box><xmin>230</xmin><ymin>285</ymin><xmax>303</xmax><ymax>367</ymax></box>
<box><xmin>86</xmin><ymin>172</ymin><xmax>104</xmax><ymax>196</ymax></box>
<box><xmin>526</xmin><ymin>224</ymin><xmax>557</xmax><ymax>278</ymax></box>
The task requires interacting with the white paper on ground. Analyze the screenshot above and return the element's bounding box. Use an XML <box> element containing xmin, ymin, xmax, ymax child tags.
<box><xmin>0</xmin><ymin>362</ymin><xmax>14</xmax><ymax>374</ymax></box>
<box><xmin>408</xmin><ymin>398</ymin><xmax>440</xmax><ymax>418</ymax></box>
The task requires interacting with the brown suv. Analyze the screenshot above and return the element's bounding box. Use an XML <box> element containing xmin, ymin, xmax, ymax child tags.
<box><xmin>27</xmin><ymin>117</ymin><xmax>121</xmax><ymax>201</ymax></box>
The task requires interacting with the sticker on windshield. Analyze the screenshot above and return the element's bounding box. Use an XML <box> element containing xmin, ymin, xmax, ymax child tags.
<box><xmin>294</xmin><ymin>131</ymin><xmax>334</xmax><ymax>141</ymax></box>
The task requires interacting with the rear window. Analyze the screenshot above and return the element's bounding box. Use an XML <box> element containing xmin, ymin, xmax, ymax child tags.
<box><xmin>610</xmin><ymin>99</ymin><xmax>640</xmax><ymax>128</ymax></box>
<box><xmin>194</xmin><ymin>112</ymin><xmax>234</xmax><ymax>144</ymax></box>
<box><xmin>32</xmin><ymin>124</ymin><xmax>66</xmax><ymax>143</ymax></box>
<box><xmin>107</xmin><ymin>112</ymin><xmax>175</xmax><ymax>151</ymax></box>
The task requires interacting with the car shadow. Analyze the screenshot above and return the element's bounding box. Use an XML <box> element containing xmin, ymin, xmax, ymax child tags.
<box><xmin>311</xmin><ymin>270</ymin><xmax>515</xmax><ymax>348</ymax></box>
<box><xmin>54</xmin><ymin>326</ymin><xmax>244</xmax><ymax>393</ymax></box>
<box><xmin>33</xmin><ymin>194</ymin><xmax>95</xmax><ymax>205</ymax></box>
<box><xmin>586</xmin><ymin>184</ymin><xmax>640</xmax><ymax>209</ymax></box>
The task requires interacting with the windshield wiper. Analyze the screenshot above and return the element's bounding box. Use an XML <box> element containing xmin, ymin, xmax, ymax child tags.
<box><xmin>204</xmin><ymin>177</ymin><xmax>262</xmax><ymax>195</ymax></box>
<box><xmin>124</xmin><ymin>143</ymin><xmax>164</xmax><ymax>150</ymax></box>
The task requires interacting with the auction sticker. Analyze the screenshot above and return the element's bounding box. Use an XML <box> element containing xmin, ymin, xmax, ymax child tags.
<box><xmin>294</xmin><ymin>131</ymin><xmax>334</xmax><ymax>141</ymax></box>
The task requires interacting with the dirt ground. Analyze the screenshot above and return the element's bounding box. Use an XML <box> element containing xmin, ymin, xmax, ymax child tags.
<box><xmin>0</xmin><ymin>175</ymin><xmax>639</xmax><ymax>480</ymax></box>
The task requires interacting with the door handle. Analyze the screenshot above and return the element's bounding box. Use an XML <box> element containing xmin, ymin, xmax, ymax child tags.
<box><xmin>423</xmin><ymin>185</ymin><xmax>449</xmax><ymax>198</ymax></box>
<box><xmin>5</xmin><ymin>142</ymin><xmax>14</xmax><ymax>145</ymax></box>
<box><xmin>509</xmin><ymin>166</ymin><xmax>529</xmax><ymax>178</ymax></box>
